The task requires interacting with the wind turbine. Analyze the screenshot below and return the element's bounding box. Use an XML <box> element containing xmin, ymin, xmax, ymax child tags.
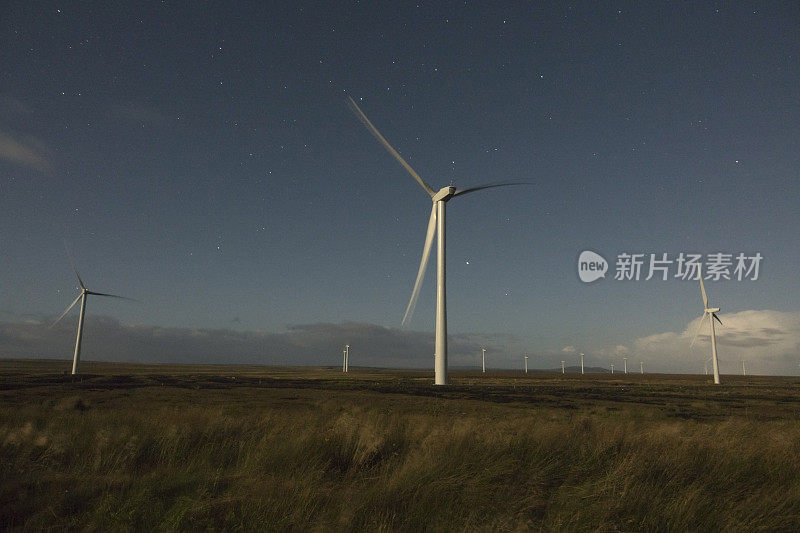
<box><xmin>342</xmin><ymin>348</ymin><xmax>346</xmax><ymax>372</ymax></box>
<box><xmin>482</xmin><ymin>348</ymin><xmax>486</xmax><ymax>373</ymax></box>
<box><xmin>610</xmin><ymin>363</ymin><xmax>614</xmax><ymax>374</ymax></box>
<box><xmin>741</xmin><ymin>360</ymin><xmax>746</xmax><ymax>376</ymax></box>
<box><xmin>52</xmin><ymin>268</ymin><xmax>131</xmax><ymax>375</ymax></box>
<box><xmin>639</xmin><ymin>361</ymin><xmax>643</xmax><ymax>374</ymax></box>
<box><xmin>623</xmin><ymin>357</ymin><xmax>628</xmax><ymax>374</ymax></box>
<box><xmin>345</xmin><ymin>344</ymin><xmax>350</xmax><ymax>373</ymax></box>
<box><xmin>580</xmin><ymin>353</ymin><xmax>584</xmax><ymax>375</ymax></box>
<box><xmin>690</xmin><ymin>268</ymin><xmax>723</xmax><ymax>385</ymax></box>
<box><xmin>349</xmin><ymin>97</ymin><xmax>530</xmax><ymax>385</ymax></box>
<box><xmin>524</xmin><ymin>356</ymin><xmax>528</xmax><ymax>373</ymax></box>
<box><xmin>561</xmin><ymin>360</ymin><xmax>565</xmax><ymax>374</ymax></box>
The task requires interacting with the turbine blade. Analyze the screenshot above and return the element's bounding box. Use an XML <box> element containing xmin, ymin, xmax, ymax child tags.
<box><xmin>347</xmin><ymin>97</ymin><xmax>435</xmax><ymax>197</ymax></box>
<box><xmin>699</xmin><ymin>268</ymin><xmax>708</xmax><ymax>308</ymax></box>
<box><xmin>402</xmin><ymin>204</ymin><xmax>437</xmax><ymax>325</ymax></box>
<box><xmin>50</xmin><ymin>294</ymin><xmax>82</xmax><ymax>328</ymax></box>
<box><xmin>63</xmin><ymin>240</ymin><xmax>85</xmax><ymax>289</ymax></box>
<box><xmin>86</xmin><ymin>290</ymin><xmax>136</xmax><ymax>301</ymax></box>
<box><xmin>690</xmin><ymin>313</ymin><xmax>708</xmax><ymax>349</ymax></box>
<box><xmin>713</xmin><ymin>313</ymin><xmax>722</xmax><ymax>326</ymax></box>
<box><xmin>73</xmin><ymin>268</ymin><xmax>86</xmax><ymax>290</ymax></box>
<box><xmin>453</xmin><ymin>181</ymin><xmax>534</xmax><ymax>197</ymax></box>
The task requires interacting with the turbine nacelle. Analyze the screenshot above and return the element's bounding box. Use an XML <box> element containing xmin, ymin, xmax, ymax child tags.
<box><xmin>432</xmin><ymin>186</ymin><xmax>456</xmax><ymax>202</ymax></box>
<box><xmin>705</xmin><ymin>307</ymin><xmax>720</xmax><ymax>313</ymax></box>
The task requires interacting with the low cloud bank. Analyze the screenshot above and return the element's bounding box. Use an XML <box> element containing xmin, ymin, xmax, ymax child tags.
<box><xmin>2</xmin><ymin>310</ymin><xmax>798</xmax><ymax>375</ymax></box>
<box><xmin>0</xmin><ymin>316</ymin><xmax>520</xmax><ymax>369</ymax></box>
<box><xmin>606</xmin><ymin>310</ymin><xmax>800</xmax><ymax>375</ymax></box>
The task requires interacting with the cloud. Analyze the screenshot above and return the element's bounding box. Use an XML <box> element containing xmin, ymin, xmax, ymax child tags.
<box><xmin>0</xmin><ymin>128</ymin><xmax>52</xmax><ymax>173</ymax></box>
<box><xmin>620</xmin><ymin>310</ymin><xmax>800</xmax><ymax>375</ymax></box>
<box><xmin>0</xmin><ymin>317</ymin><xmax>522</xmax><ymax>369</ymax></box>
<box><xmin>561</xmin><ymin>346</ymin><xmax>576</xmax><ymax>353</ymax></box>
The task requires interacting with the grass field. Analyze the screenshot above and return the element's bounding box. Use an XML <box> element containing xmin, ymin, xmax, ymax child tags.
<box><xmin>2</xmin><ymin>358</ymin><xmax>800</xmax><ymax>531</ymax></box>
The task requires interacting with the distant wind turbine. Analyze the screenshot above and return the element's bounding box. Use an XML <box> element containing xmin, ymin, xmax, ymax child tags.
<box><xmin>623</xmin><ymin>357</ymin><xmax>627</xmax><ymax>374</ymax></box>
<box><xmin>342</xmin><ymin>348</ymin><xmax>346</xmax><ymax>372</ymax></box>
<box><xmin>524</xmin><ymin>356</ymin><xmax>528</xmax><ymax>374</ymax></box>
<box><xmin>690</xmin><ymin>268</ymin><xmax>723</xmax><ymax>385</ymax></box>
<box><xmin>561</xmin><ymin>360</ymin><xmax>565</xmax><ymax>374</ymax></box>
<box><xmin>610</xmin><ymin>363</ymin><xmax>614</xmax><ymax>374</ymax></box>
<box><xmin>580</xmin><ymin>353</ymin><xmax>584</xmax><ymax>375</ymax></box>
<box><xmin>741</xmin><ymin>360</ymin><xmax>746</xmax><ymax>376</ymax></box>
<box><xmin>639</xmin><ymin>361</ymin><xmax>643</xmax><ymax>374</ymax></box>
<box><xmin>52</xmin><ymin>268</ymin><xmax>132</xmax><ymax>375</ymax></box>
<box><xmin>349</xmin><ymin>97</ymin><xmax>531</xmax><ymax>385</ymax></box>
<box><xmin>482</xmin><ymin>348</ymin><xmax>486</xmax><ymax>373</ymax></box>
<box><xmin>345</xmin><ymin>344</ymin><xmax>350</xmax><ymax>373</ymax></box>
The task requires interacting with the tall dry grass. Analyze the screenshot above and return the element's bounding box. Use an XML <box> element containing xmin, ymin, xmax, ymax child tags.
<box><xmin>2</xmin><ymin>385</ymin><xmax>800</xmax><ymax>530</ymax></box>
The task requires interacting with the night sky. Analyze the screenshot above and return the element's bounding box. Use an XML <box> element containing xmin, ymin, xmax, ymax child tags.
<box><xmin>2</xmin><ymin>2</ymin><xmax>799</xmax><ymax>374</ymax></box>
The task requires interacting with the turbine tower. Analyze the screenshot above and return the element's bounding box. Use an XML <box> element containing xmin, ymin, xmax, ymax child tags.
<box><xmin>52</xmin><ymin>268</ymin><xmax>131</xmax><ymax>375</ymax></box>
<box><xmin>742</xmin><ymin>360</ymin><xmax>746</xmax><ymax>376</ymax></box>
<box><xmin>561</xmin><ymin>360</ymin><xmax>565</xmax><ymax>374</ymax></box>
<box><xmin>345</xmin><ymin>344</ymin><xmax>350</xmax><ymax>373</ymax></box>
<box><xmin>639</xmin><ymin>361</ymin><xmax>643</xmax><ymax>374</ymax></box>
<box><xmin>580</xmin><ymin>353</ymin><xmax>585</xmax><ymax>375</ymax></box>
<box><xmin>623</xmin><ymin>357</ymin><xmax>628</xmax><ymax>374</ymax></box>
<box><xmin>342</xmin><ymin>349</ymin><xmax>347</xmax><ymax>372</ymax></box>
<box><xmin>482</xmin><ymin>348</ymin><xmax>486</xmax><ymax>373</ymax></box>
<box><xmin>690</xmin><ymin>268</ymin><xmax>723</xmax><ymax>385</ymax></box>
<box><xmin>524</xmin><ymin>356</ymin><xmax>528</xmax><ymax>374</ymax></box>
<box><xmin>349</xmin><ymin>97</ymin><xmax>530</xmax><ymax>385</ymax></box>
<box><xmin>610</xmin><ymin>363</ymin><xmax>614</xmax><ymax>374</ymax></box>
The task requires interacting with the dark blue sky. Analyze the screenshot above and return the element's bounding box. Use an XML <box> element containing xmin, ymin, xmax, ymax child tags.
<box><xmin>2</xmin><ymin>2</ymin><xmax>799</xmax><ymax>372</ymax></box>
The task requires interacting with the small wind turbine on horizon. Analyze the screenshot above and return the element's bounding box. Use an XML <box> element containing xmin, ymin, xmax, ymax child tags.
<box><xmin>580</xmin><ymin>353</ymin><xmax>584</xmax><ymax>375</ymax></box>
<box><xmin>623</xmin><ymin>357</ymin><xmax>628</xmax><ymax>374</ymax></box>
<box><xmin>561</xmin><ymin>360</ymin><xmax>565</xmax><ymax>374</ymax></box>
<box><xmin>639</xmin><ymin>361</ymin><xmax>643</xmax><ymax>374</ymax></box>
<box><xmin>51</xmin><ymin>268</ymin><xmax>132</xmax><ymax>375</ymax></box>
<box><xmin>349</xmin><ymin>97</ymin><xmax>531</xmax><ymax>385</ymax></box>
<box><xmin>690</xmin><ymin>268</ymin><xmax>723</xmax><ymax>385</ymax></box>
<box><xmin>524</xmin><ymin>356</ymin><xmax>528</xmax><ymax>373</ymax></box>
<box><xmin>610</xmin><ymin>363</ymin><xmax>614</xmax><ymax>374</ymax></box>
<box><xmin>482</xmin><ymin>348</ymin><xmax>486</xmax><ymax>373</ymax></box>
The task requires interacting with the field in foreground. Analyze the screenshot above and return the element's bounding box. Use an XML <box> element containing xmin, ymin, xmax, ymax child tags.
<box><xmin>2</xmin><ymin>359</ymin><xmax>800</xmax><ymax>531</ymax></box>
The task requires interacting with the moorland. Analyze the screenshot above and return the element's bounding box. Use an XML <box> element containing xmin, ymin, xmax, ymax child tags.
<box><xmin>2</xmin><ymin>358</ymin><xmax>800</xmax><ymax>530</ymax></box>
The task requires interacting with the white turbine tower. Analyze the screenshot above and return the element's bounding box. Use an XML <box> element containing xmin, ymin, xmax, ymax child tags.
<box><xmin>580</xmin><ymin>353</ymin><xmax>584</xmax><ymax>375</ymax></box>
<box><xmin>561</xmin><ymin>360</ymin><xmax>565</xmax><ymax>374</ymax></box>
<box><xmin>345</xmin><ymin>344</ymin><xmax>350</xmax><ymax>373</ymax></box>
<box><xmin>639</xmin><ymin>361</ymin><xmax>643</xmax><ymax>374</ymax></box>
<box><xmin>342</xmin><ymin>349</ymin><xmax>347</xmax><ymax>372</ymax></box>
<box><xmin>349</xmin><ymin>97</ymin><xmax>530</xmax><ymax>385</ymax></box>
<box><xmin>742</xmin><ymin>360</ymin><xmax>746</xmax><ymax>376</ymax></box>
<box><xmin>524</xmin><ymin>356</ymin><xmax>528</xmax><ymax>374</ymax></box>
<box><xmin>52</xmin><ymin>268</ymin><xmax>131</xmax><ymax>375</ymax></box>
<box><xmin>690</xmin><ymin>269</ymin><xmax>723</xmax><ymax>385</ymax></box>
<box><xmin>623</xmin><ymin>357</ymin><xmax>628</xmax><ymax>374</ymax></box>
<box><xmin>610</xmin><ymin>363</ymin><xmax>614</xmax><ymax>374</ymax></box>
<box><xmin>482</xmin><ymin>348</ymin><xmax>486</xmax><ymax>373</ymax></box>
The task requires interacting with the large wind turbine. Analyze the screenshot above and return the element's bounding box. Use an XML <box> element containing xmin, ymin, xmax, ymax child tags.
<box><xmin>690</xmin><ymin>269</ymin><xmax>723</xmax><ymax>385</ymax></box>
<box><xmin>349</xmin><ymin>97</ymin><xmax>529</xmax><ymax>385</ymax></box>
<box><xmin>52</xmin><ymin>269</ymin><xmax>131</xmax><ymax>375</ymax></box>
